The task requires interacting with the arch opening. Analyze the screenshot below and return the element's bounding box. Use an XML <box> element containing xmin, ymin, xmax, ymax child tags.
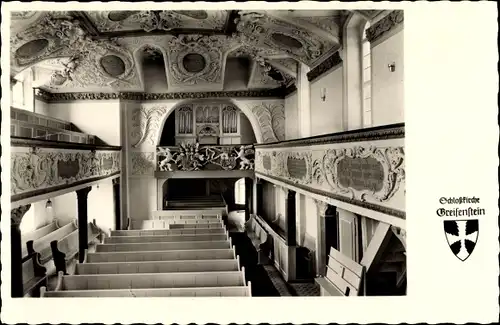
<box><xmin>157</xmin><ymin>99</ymin><xmax>261</xmax><ymax>146</ymax></box>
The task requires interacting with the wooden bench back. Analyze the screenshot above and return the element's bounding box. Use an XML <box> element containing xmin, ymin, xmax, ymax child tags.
<box><xmin>95</xmin><ymin>240</ymin><xmax>231</xmax><ymax>253</ymax></box>
<box><xmin>42</xmin><ymin>285</ymin><xmax>251</xmax><ymax>297</ymax></box>
<box><xmin>87</xmin><ymin>248</ymin><xmax>235</xmax><ymax>263</ymax></box>
<box><xmin>111</xmin><ymin>228</ymin><xmax>225</xmax><ymax>237</ymax></box>
<box><xmin>22</xmin><ymin>252</ymin><xmax>47</xmax><ymax>295</ymax></box>
<box><xmin>76</xmin><ymin>259</ymin><xmax>239</xmax><ymax>275</ymax></box>
<box><xmin>152</xmin><ymin>208</ymin><xmax>225</xmax><ymax>218</ymax></box>
<box><xmin>59</xmin><ymin>270</ymin><xmax>245</xmax><ymax>290</ymax></box>
<box><xmin>325</xmin><ymin>247</ymin><xmax>364</xmax><ymax>296</ymax></box>
<box><xmin>168</xmin><ymin>223</ymin><xmax>224</xmax><ymax>229</ymax></box>
<box><xmin>27</xmin><ymin>220</ymin><xmax>78</xmax><ymax>263</ymax></box>
<box><xmin>153</xmin><ymin>215</ymin><xmax>221</xmax><ymax>221</ymax></box>
<box><xmin>104</xmin><ymin>233</ymin><xmax>228</xmax><ymax>244</ymax></box>
<box><xmin>21</xmin><ymin>221</ymin><xmax>59</xmax><ymax>258</ymax></box>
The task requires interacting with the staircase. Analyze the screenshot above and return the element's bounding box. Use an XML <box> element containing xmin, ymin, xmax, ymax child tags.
<box><xmin>40</xmin><ymin>210</ymin><xmax>251</xmax><ymax>297</ymax></box>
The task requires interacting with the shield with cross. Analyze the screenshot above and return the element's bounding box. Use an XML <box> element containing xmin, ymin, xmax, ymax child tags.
<box><xmin>443</xmin><ymin>219</ymin><xmax>479</xmax><ymax>261</ymax></box>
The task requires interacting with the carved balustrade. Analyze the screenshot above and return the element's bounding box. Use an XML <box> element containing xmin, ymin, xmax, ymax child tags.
<box><xmin>11</xmin><ymin>137</ymin><xmax>121</xmax><ymax>202</ymax></box>
<box><xmin>254</xmin><ymin>123</ymin><xmax>406</xmax><ymax>219</ymax></box>
<box><xmin>156</xmin><ymin>143</ymin><xmax>255</xmax><ymax>172</ymax></box>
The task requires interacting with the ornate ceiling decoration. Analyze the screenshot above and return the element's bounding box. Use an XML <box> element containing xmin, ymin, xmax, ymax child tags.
<box><xmin>84</xmin><ymin>10</ymin><xmax>229</xmax><ymax>33</ymax></box>
<box><xmin>235</xmin><ymin>11</ymin><xmax>340</xmax><ymax>67</ymax></box>
<box><xmin>164</xmin><ymin>34</ymin><xmax>240</xmax><ymax>91</ymax></box>
<box><xmin>10</xmin><ymin>9</ymin><xmax>383</xmax><ymax>94</ymax></box>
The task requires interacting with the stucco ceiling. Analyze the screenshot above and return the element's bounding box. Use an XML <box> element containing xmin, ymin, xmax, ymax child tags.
<box><xmin>10</xmin><ymin>10</ymin><xmax>378</xmax><ymax>93</ymax></box>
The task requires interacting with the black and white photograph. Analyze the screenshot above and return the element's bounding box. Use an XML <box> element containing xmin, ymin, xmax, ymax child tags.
<box><xmin>1</xmin><ymin>2</ymin><xmax>498</xmax><ymax>324</ymax></box>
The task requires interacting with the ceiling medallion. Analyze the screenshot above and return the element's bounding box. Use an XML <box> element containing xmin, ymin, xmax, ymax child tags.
<box><xmin>182</xmin><ymin>53</ymin><xmax>207</xmax><ymax>73</ymax></box>
<box><xmin>173</xmin><ymin>10</ymin><xmax>208</xmax><ymax>20</ymax></box>
<box><xmin>15</xmin><ymin>39</ymin><xmax>49</xmax><ymax>59</ymax></box>
<box><xmin>100</xmin><ymin>55</ymin><xmax>126</xmax><ymax>77</ymax></box>
<box><xmin>107</xmin><ymin>11</ymin><xmax>140</xmax><ymax>22</ymax></box>
<box><xmin>270</xmin><ymin>33</ymin><xmax>303</xmax><ymax>49</ymax></box>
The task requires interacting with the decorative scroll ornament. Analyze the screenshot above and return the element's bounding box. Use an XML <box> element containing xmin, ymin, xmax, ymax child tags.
<box><xmin>156</xmin><ymin>144</ymin><xmax>255</xmax><ymax>172</ymax></box>
<box><xmin>130</xmin><ymin>106</ymin><xmax>168</xmax><ymax>148</ymax></box>
<box><xmin>11</xmin><ymin>147</ymin><xmax>120</xmax><ymax>196</ymax></box>
<box><xmin>235</xmin><ymin>11</ymin><xmax>336</xmax><ymax>67</ymax></box>
<box><xmin>319</xmin><ymin>146</ymin><xmax>405</xmax><ymax>202</ymax></box>
<box><xmin>313</xmin><ymin>198</ymin><xmax>329</xmax><ymax>217</ymax></box>
<box><xmin>12</xmin><ymin>14</ymin><xmax>138</xmax><ymax>90</ymax></box>
<box><xmin>11</xmin><ymin>204</ymin><xmax>32</xmax><ymax>225</ymax></box>
<box><xmin>166</xmin><ymin>35</ymin><xmax>237</xmax><ymax>87</ymax></box>
<box><xmin>131</xmin><ymin>152</ymin><xmax>155</xmax><ymax>175</ymax></box>
<box><xmin>365</xmin><ymin>10</ymin><xmax>404</xmax><ymax>44</ymax></box>
<box><xmin>250</xmin><ymin>102</ymin><xmax>285</xmax><ymax>143</ymax></box>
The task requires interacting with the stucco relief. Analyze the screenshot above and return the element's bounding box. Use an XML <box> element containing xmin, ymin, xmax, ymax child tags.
<box><xmin>256</xmin><ymin>143</ymin><xmax>405</xmax><ymax>209</ymax></box>
<box><xmin>248</xmin><ymin>102</ymin><xmax>285</xmax><ymax>143</ymax></box>
<box><xmin>236</xmin><ymin>11</ymin><xmax>337</xmax><ymax>67</ymax></box>
<box><xmin>11</xmin><ymin>147</ymin><xmax>120</xmax><ymax>196</ymax></box>
<box><xmin>130</xmin><ymin>105</ymin><xmax>168</xmax><ymax>148</ymax></box>
<box><xmin>165</xmin><ymin>35</ymin><xmax>239</xmax><ymax>89</ymax></box>
<box><xmin>131</xmin><ymin>152</ymin><xmax>156</xmax><ymax>176</ymax></box>
<box><xmin>12</xmin><ymin>13</ymin><xmax>140</xmax><ymax>91</ymax></box>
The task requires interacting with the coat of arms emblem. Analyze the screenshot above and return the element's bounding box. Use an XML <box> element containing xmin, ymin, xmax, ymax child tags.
<box><xmin>443</xmin><ymin>219</ymin><xmax>479</xmax><ymax>261</ymax></box>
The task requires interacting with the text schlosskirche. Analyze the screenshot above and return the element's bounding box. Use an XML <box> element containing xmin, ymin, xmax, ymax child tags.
<box><xmin>437</xmin><ymin>196</ymin><xmax>486</xmax><ymax>217</ymax></box>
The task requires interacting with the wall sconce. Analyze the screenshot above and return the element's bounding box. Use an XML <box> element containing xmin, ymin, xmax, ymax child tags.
<box><xmin>388</xmin><ymin>62</ymin><xmax>396</xmax><ymax>72</ymax></box>
<box><xmin>320</xmin><ymin>87</ymin><xmax>327</xmax><ymax>101</ymax></box>
<box><xmin>45</xmin><ymin>199</ymin><xmax>53</xmax><ymax>209</ymax></box>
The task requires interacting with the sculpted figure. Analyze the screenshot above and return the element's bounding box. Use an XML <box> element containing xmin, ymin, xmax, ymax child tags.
<box><xmin>157</xmin><ymin>147</ymin><xmax>176</xmax><ymax>171</ymax></box>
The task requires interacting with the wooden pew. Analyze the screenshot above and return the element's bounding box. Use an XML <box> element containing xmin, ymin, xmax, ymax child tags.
<box><xmin>315</xmin><ymin>247</ymin><xmax>365</xmax><ymax>296</ymax></box>
<box><xmin>136</xmin><ymin>219</ymin><xmax>223</xmax><ymax>230</ymax></box>
<box><xmin>152</xmin><ymin>209</ymin><xmax>225</xmax><ymax>219</ymax></box>
<box><xmin>244</xmin><ymin>215</ymin><xmax>271</xmax><ymax>264</ymax></box>
<box><xmin>26</xmin><ymin>220</ymin><xmax>78</xmax><ymax>265</ymax></box>
<box><xmin>51</xmin><ymin>221</ymin><xmax>103</xmax><ymax>274</ymax></box>
<box><xmin>41</xmin><ymin>282</ymin><xmax>252</xmax><ymax>297</ymax></box>
<box><xmin>51</xmin><ymin>269</ymin><xmax>247</xmax><ymax>290</ymax></box>
<box><xmin>103</xmin><ymin>232</ymin><xmax>229</xmax><ymax>244</ymax></box>
<box><xmin>85</xmin><ymin>248</ymin><xmax>236</xmax><ymax>263</ymax></box>
<box><xmin>21</xmin><ymin>220</ymin><xmax>59</xmax><ymax>259</ymax></box>
<box><xmin>22</xmin><ymin>252</ymin><xmax>48</xmax><ymax>297</ymax></box>
<box><xmin>111</xmin><ymin>228</ymin><xmax>226</xmax><ymax>237</ymax></box>
<box><xmin>153</xmin><ymin>215</ymin><xmax>221</xmax><ymax>221</ymax></box>
<box><xmin>95</xmin><ymin>239</ymin><xmax>232</xmax><ymax>253</ymax></box>
<box><xmin>168</xmin><ymin>223</ymin><xmax>224</xmax><ymax>229</ymax></box>
<box><xmin>75</xmin><ymin>258</ymin><xmax>240</xmax><ymax>275</ymax></box>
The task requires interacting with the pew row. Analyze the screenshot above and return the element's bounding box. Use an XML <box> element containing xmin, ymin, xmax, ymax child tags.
<box><xmin>152</xmin><ymin>209</ymin><xmax>225</xmax><ymax>219</ymax></box>
<box><xmin>22</xmin><ymin>252</ymin><xmax>48</xmax><ymax>297</ymax></box>
<box><xmin>50</xmin><ymin>220</ymin><xmax>103</xmax><ymax>274</ymax></box>
<box><xmin>152</xmin><ymin>215</ymin><xmax>221</xmax><ymax>221</ymax></box>
<box><xmin>315</xmin><ymin>247</ymin><xmax>365</xmax><ymax>296</ymax></box>
<box><xmin>244</xmin><ymin>215</ymin><xmax>271</xmax><ymax>265</ymax></box>
<box><xmin>103</xmin><ymin>232</ymin><xmax>229</xmax><ymax>244</ymax></box>
<box><xmin>41</xmin><ymin>282</ymin><xmax>252</xmax><ymax>297</ymax></box>
<box><xmin>95</xmin><ymin>239</ymin><xmax>232</xmax><ymax>252</ymax></box>
<box><xmin>111</xmin><ymin>228</ymin><xmax>225</xmax><ymax>237</ymax></box>
<box><xmin>26</xmin><ymin>220</ymin><xmax>78</xmax><ymax>265</ymax></box>
<box><xmin>52</xmin><ymin>269</ymin><xmax>247</xmax><ymax>290</ymax></box>
<box><xmin>75</xmin><ymin>257</ymin><xmax>241</xmax><ymax>275</ymax></box>
<box><xmin>133</xmin><ymin>219</ymin><xmax>223</xmax><ymax>230</ymax></box>
<box><xmin>84</xmin><ymin>248</ymin><xmax>236</xmax><ymax>263</ymax></box>
<box><xmin>22</xmin><ymin>220</ymin><xmax>60</xmax><ymax>259</ymax></box>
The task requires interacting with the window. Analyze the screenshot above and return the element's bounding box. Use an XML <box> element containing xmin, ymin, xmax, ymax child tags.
<box><xmin>362</xmin><ymin>22</ymin><xmax>372</xmax><ymax>128</ymax></box>
<box><xmin>234</xmin><ymin>178</ymin><xmax>246</xmax><ymax>205</ymax></box>
<box><xmin>11</xmin><ymin>79</ymin><xmax>24</xmax><ymax>108</ymax></box>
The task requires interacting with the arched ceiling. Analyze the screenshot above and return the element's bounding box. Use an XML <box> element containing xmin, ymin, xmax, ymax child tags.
<box><xmin>10</xmin><ymin>10</ymin><xmax>380</xmax><ymax>93</ymax></box>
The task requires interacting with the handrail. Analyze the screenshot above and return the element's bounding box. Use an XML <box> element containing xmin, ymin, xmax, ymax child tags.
<box><xmin>254</xmin><ymin>123</ymin><xmax>404</xmax><ymax>148</ymax></box>
<box><xmin>11</xmin><ymin>136</ymin><xmax>121</xmax><ymax>151</ymax></box>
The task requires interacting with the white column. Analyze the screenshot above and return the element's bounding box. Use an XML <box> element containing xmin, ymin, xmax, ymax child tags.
<box><xmin>314</xmin><ymin>199</ymin><xmax>328</xmax><ymax>277</ymax></box>
<box><xmin>297</xmin><ymin>62</ymin><xmax>311</xmax><ymax>138</ymax></box>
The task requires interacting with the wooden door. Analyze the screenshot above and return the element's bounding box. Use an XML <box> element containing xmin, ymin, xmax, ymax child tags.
<box><xmin>337</xmin><ymin>209</ymin><xmax>359</xmax><ymax>262</ymax></box>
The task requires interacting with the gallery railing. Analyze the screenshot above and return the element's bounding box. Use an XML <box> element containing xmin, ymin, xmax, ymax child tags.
<box><xmin>156</xmin><ymin>143</ymin><xmax>255</xmax><ymax>172</ymax></box>
<box><xmin>253</xmin><ymin>123</ymin><xmax>406</xmax><ymax>219</ymax></box>
<box><xmin>11</xmin><ymin>137</ymin><xmax>121</xmax><ymax>202</ymax></box>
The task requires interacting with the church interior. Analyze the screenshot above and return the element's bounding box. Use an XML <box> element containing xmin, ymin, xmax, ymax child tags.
<box><xmin>8</xmin><ymin>8</ymin><xmax>406</xmax><ymax>298</ymax></box>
